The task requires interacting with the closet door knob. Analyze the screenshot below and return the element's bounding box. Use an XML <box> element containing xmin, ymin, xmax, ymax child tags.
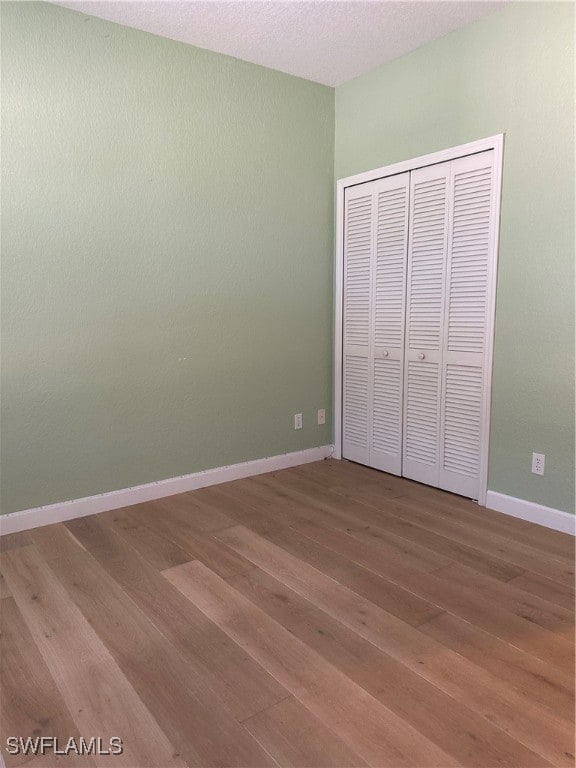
<box><xmin>382</xmin><ymin>351</ymin><xmax>389</xmax><ymax>358</ymax></box>
<box><xmin>418</xmin><ymin>353</ymin><xmax>426</xmax><ymax>360</ymax></box>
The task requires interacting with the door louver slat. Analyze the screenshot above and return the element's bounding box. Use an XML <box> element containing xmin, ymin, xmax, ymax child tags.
<box><xmin>447</xmin><ymin>163</ymin><xmax>492</xmax><ymax>355</ymax></box>
<box><xmin>404</xmin><ymin>361</ymin><xmax>439</xmax><ymax>466</ymax></box>
<box><xmin>443</xmin><ymin>365</ymin><xmax>483</xmax><ymax>477</ymax></box>
<box><xmin>372</xmin><ymin>359</ymin><xmax>402</xmax><ymax>456</ymax></box>
<box><xmin>344</xmin><ymin>193</ymin><xmax>372</xmax><ymax>348</ymax></box>
<box><xmin>407</xmin><ymin>175</ymin><xmax>447</xmax><ymax>351</ymax></box>
<box><xmin>343</xmin><ymin>356</ymin><xmax>369</xmax><ymax>449</ymax></box>
<box><xmin>374</xmin><ymin>186</ymin><xmax>408</xmax><ymax>348</ymax></box>
<box><xmin>370</xmin><ymin>177</ymin><xmax>410</xmax><ymax>473</ymax></box>
<box><xmin>342</xmin><ymin>188</ymin><xmax>374</xmax><ymax>464</ymax></box>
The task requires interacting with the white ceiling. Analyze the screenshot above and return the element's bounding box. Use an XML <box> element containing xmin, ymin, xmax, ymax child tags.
<box><xmin>54</xmin><ymin>1</ymin><xmax>506</xmax><ymax>87</ymax></box>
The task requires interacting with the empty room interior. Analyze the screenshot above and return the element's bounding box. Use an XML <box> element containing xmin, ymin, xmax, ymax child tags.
<box><xmin>1</xmin><ymin>1</ymin><xmax>575</xmax><ymax>766</ymax></box>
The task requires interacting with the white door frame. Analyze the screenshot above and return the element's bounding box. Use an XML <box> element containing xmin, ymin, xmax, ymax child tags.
<box><xmin>333</xmin><ymin>134</ymin><xmax>504</xmax><ymax>506</ymax></box>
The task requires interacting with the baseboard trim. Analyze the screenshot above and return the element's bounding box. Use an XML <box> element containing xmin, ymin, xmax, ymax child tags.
<box><xmin>486</xmin><ymin>491</ymin><xmax>575</xmax><ymax>535</ymax></box>
<box><xmin>0</xmin><ymin>445</ymin><xmax>334</xmax><ymax>536</ymax></box>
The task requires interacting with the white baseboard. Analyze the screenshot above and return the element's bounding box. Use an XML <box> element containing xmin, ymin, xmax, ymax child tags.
<box><xmin>486</xmin><ymin>491</ymin><xmax>575</xmax><ymax>536</ymax></box>
<box><xmin>0</xmin><ymin>445</ymin><xmax>334</xmax><ymax>536</ymax></box>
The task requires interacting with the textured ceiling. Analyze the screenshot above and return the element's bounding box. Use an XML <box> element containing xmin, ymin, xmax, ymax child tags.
<box><xmin>53</xmin><ymin>1</ymin><xmax>506</xmax><ymax>87</ymax></box>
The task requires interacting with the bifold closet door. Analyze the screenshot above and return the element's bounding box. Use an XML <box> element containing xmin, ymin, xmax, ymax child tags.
<box><xmin>402</xmin><ymin>163</ymin><xmax>450</xmax><ymax>487</ymax></box>
<box><xmin>342</xmin><ymin>173</ymin><xmax>410</xmax><ymax>473</ymax></box>
<box><xmin>439</xmin><ymin>151</ymin><xmax>497</xmax><ymax>498</ymax></box>
<box><xmin>403</xmin><ymin>150</ymin><xmax>497</xmax><ymax>499</ymax></box>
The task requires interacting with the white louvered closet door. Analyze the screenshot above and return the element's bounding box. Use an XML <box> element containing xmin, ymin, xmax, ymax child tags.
<box><xmin>439</xmin><ymin>151</ymin><xmax>497</xmax><ymax>498</ymax></box>
<box><xmin>342</xmin><ymin>174</ymin><xmax>410</xmax><ymax>472</ymax></box>
<box><xmin>402</xmin><ymin>151</ymin><xmax>497</xmax><ymax>497</ymax></box>
<box><xmin>342</xmin><ymin>148</ymin><xmax>498</xmax><ymax>500</ymax></box>
<box><xmin>371</xmin><ymin>174</ymin><xmax>410</xmax><ymax>473</ymax></box>
<box><xmin>342</xmin><ymin>184</ymin><xmax>374</xmax><ymax>465</ymax></box>
<box><xmin>402</xmin><ymin>163</ymin><xmax>450</xmax><ymax>487</ymax></box>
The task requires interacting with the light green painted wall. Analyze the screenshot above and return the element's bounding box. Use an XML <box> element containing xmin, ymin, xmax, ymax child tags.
<box><xmin>335</xmin><ymin>2</ymin><xmax>575</xmax><ymax>513</ymax></box>
<box><xmin>3</xmin><ymin>2</ymin><xmax>573</xmax><ymax>517</ymax></box>
<box><xmin>1</xmin><ymin>2</ymin><xmax>334</xmax><ymax>514</ymax></box>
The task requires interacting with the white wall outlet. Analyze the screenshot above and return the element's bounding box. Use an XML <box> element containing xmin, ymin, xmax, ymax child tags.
<box><xmin>531</xmin><ymin>452</ymin><xmax>545</xmax><ymax>475</ymax></box>
<box><xmin>294</xmin><ymin>413</ymin><xmax>303</xmax><ymax>430</ymax></box>
<box><xmin>317</xmin><ymin>408</ymin><xmax>326</xmax><ymax>425</ymax></box>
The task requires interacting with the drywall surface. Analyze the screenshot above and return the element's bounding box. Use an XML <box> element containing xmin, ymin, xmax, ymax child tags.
<box><xmin>1</xmin><ymin>2</ymin><xmax>334</xmax><ymax>514</ymax></box>
<box><xmin>336</xmin><ymin>2</ymin><xmax>575</xmax><ymax>513</ymax></box>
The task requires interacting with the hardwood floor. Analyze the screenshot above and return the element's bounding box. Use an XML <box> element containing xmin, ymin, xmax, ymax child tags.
<box><xmin>1</xmin><ymin>460</ymin><xmax>574</xmax><ymax>767</ymax></box>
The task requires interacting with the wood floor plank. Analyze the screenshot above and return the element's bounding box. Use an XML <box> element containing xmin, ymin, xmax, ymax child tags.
<box><xmin>242</xmin><ymin>474</ymin><xmax>410</xmax><ymax>540</ymax></box>
<box><xmin>349</xmin><ymin>518</ymin><xmax>524</xmax><ymax>583</ymax></box>
<box><xmin>98</xmin><ymin>506</ymin><xmax>193</xmax><ymax>571</ymax></box>
<box><xmin>0</xmin><ymin>597</ymin><xmax>95</xmax><ymax>768</ymax></box>
<box><xmin>1</xmin><ymin>545</ymin><xmax>186</xmax><ymax>768</ymax></box>
<box><xmin>151</xmin><ymin>492</ymin><xmax>238</xmax><ymax>532</ymax></box>
<box><xmin>15</xmin><ymin>756</ymin><xmax>92</xmax><ymax>768</ymax></box>
<box><xmin>29</xmin><ymin>524</ymin><xmax>276</xmax><ymax>768</ymax></box>
<box><xmin>395</xmin><ymin>494</ymin><xmax>575</xmax><ymax>565</ymax></box>
<box><xmin>256</xmin><ymin>523</ymin><xmax>441</xmax><ymax>627</ymax></box>
<box><xmin>243</xmin><ymin>697</ymin><xmax>368</xmax><ymax>768</ymax></box>
<box><xmin>14</xmin><ymin>756</ymin><xmax>92</xmax><ymax>768</ymax></box>
<box><xmin>269</xmin><ymin>468</ymin><xmax>574</xmax><ymax>585</ymax></box>
<box><xmin>258</xmin><ymin>469</ymin><xmax>526</xmax><ymax>582</ymax></box>
<box><xmin>269</xmin><ymin>529</ymin><xmax>574</xmax><ymax>698</ymax></box>
<box><xmin>228</xmin><ymin>565</ymin><xmax>552</xmax><ymax>768</ymax></box>
<box><xmin>250</xmin><ymin>476</ymin><xmax>387</xmax><ymax>542</ymax></box>
<box><xmin>293</xmin><ymin>460</ymin><xmax>411</xmax><ymax>499</ymax></box>
<box><xmin>293</xmin><ymin>463</ymin><xmax>569</xmax><ymax>579</ymax></box>
<box><xmin>434</xmin><ymin>562</ymin><xmax>575</xmax><ymax>636</ymax></box>
<box><xmin>376</xmin><ymin>497</ymin><xmax>571</xmax><ymax>587</ymax></box>
<box><xmin>126</xmin><ymin>501</ymin><xmax>255</xmax><ymax>579</ymax></box>
<box><xmin>296</xmin><ymin>460</ymin><xmax>490</xmax><ymax>514</ymax></box>
<box><xmin>0</xmin><ymin>569</ymin><xmax>12</xmax><ymax>599</ymax></box>
<box><xmin>289</xmin><ymin>461</ymin><xmax>421</xmax><ymax>506</ymax></box>
<box><xmin>0</xmin><ymin>532</ymin><xmax>31</xmax><ymax>552</ymax></box>
<box><xmin>194</xmin><ymin>485</ymin><xmax>293</xmax><ymax>534</ymax></box>
<box><xmin>418</xmin><ymin>610</ymin><xmax>574</xmax><ymax>721</ymax></box>
<box><xmin>302</xmin><ymin>460</ymin><xmax>472</xmax><ymax>514</ymax></box>
<box><xmin>500</xmin><ymin>518</ymin><xmax>575</xmax><ymax>561</ymax></box>
<box><xmin>507</xmin><ymin>572</ymin><xmax>575</xmax><ymax>612</ymax></box>
<box><xmin>164</xmin><ymin>559</ymin><xmax>459</xmax><ymax>768</ymax></box>
<box><xmin>292</xmin><ymin>520</ymin><xmax>574</xmax><ymax>669</ymax></box>
<box><xmin>214</xmin><ymin>477</ymin><xmax>308</xmax><ymax>526</ymax></box>
<box><xmin>371</xmin><ymin>496</ymin><xmax>574</xmax><ymax>586</ymax></box>
<box><xmin>63</xmin><ymin>515</ymin><xmax>288</xmax><ymax>722</ymax></box>
<box><xmin>292</xmin><ymin>460</ymin><xmax>406</xmax><ymax>499</ymax></box>
<box><xmin>406</xmin><ymin>482</ymin><xmax>574</xmax><ymax>561</ymax></box>
<box><xmin>299</xmin><ymin>460</ymin><xmax>576</xmax><ymax>560</ymax></box>
<box><xmin>300</xmin><ymin>461</ymin><xmax>575</xmax><ymax>560</ymax></box>
<box><xmin>215</xmin><ymin>524</ymin><xmax>574</xmax><ymax>766</ymax></box>
<box><xmin>255</xmin><ymin>473</ymin><xmax>452</xmax><ymax>573</ymax></box>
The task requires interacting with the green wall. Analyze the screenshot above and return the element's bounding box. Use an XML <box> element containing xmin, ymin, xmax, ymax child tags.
<box><xmin>3</xmin><ymin>2</ymin><xmax>573</xmax><ymax>517</ymax></box>
<box><xmin>335</xmin><ymin>2</ymin><xmax>575</xmax><ymax>514</ymax></box>
<box><xmin>1</xmin><ymin>2</ymin><xmax>334</xmax><ymax>514</ymax></box>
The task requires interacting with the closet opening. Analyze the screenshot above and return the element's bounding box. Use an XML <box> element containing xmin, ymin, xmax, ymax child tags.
<box><xmin>333</xmin><ymin>135</ymin><xmax>504</xmax><ymax>505</ymax></box>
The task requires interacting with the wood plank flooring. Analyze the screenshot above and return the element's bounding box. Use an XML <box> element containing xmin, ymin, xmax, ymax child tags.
<box><xmin>1</xmin><ymin>460</ymin><xmax>574</xmax><ymax>767</ymax></box>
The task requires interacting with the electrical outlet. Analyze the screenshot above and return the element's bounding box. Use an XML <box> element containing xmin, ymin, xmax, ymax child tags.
<box><xmin>317</xmin><ymin>408</ymin><xmax>326</xmax><ymax>425</ymax></box>
<box><xmin>532</xmin><ymin>452</ymin><xmax>545</xmax><ymax>475</ymax></box>
<box><xmin>294</xmin><ymin>413</ymin><xmax>303</xmax><ymax>430</ymax></box>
